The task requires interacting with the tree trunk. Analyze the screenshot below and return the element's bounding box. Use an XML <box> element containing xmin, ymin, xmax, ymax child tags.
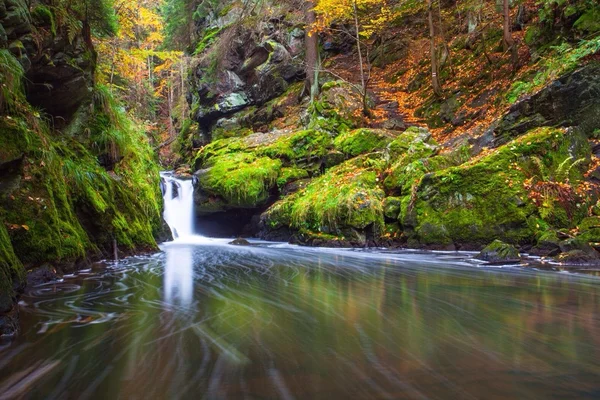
<box><xmin>428</xmin><ymin>0</ymin><xmax>443</xmax><ymax>97</ymax></box>
<box><xmin>352</xmin><ymin>0</ymin><xmax>369</xmax><ymax>116</ymax></box>
<box><xmin>304</xmin><ymin>0</ymin><xmax>319</xmax><ymax>101</ymax></box>
<box><xmin>503</xmin><ymin>0</ymin><xmax>518</xmax><ymax>69</ymax></box>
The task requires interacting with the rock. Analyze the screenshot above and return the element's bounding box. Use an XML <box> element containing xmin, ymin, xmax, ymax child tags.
<box><xmin>370</xmin><ymin>35</ymin><xmax>408</xmax><ymax>68</ymax></box>
<box><xmin>404</xmin><ymin>127</ymin><xmax>589</xmax><ymax>248</ymax></box>
<box><xmin>440</xmin><ymin>95</ymin><xmax>460</xmax><ymax>123</ymax></box>
<box><xmin>189</xmin><ymin>30</ymin><xmax>304</xmax><ymax>128</ymax></box>
<box><xmin>383</xmin><ymin>197</ymin><xmax>402</xmax><ymax>220</ymax></box>
<box><xmin>27</xmin><ymin>264</ymin><xmax>59</xmax><ymax>287</ymax></box>
<box><xmin>555</xmin><ymin>249</ymin><xmax>600</xmax><ymax>265</ymax></box>
<box><xmin>334</xmin><ymin>128</ymin><xmax>398</xmax><ymax>157</ymax></box>
<box><xmin>382</xmin><ymin>118</ymin><xmax>407</xmax><ymax>131</ymax></box>
<box><xmin>530</xmin><ymin>231</ymin><xmax>561</xmax><ymax>257</ymax></box>
<box><xmin>476</xmin><ymin>240</ymin><xmax>521</xmax><ymax>263</ymax></box>
<box><xmin>229</xmin><ymin>237</ymin><xmax>250</xmax><ymax>246</ymax></box>
<box><xmin>287</xmin><ymin>28</ymin><xmax>304</xmax><ymax>56</ymax></box>
<box><xmin>494</xmin><ymin>63</ymin><xmax>600</xmax><ymax>145</ymax></box>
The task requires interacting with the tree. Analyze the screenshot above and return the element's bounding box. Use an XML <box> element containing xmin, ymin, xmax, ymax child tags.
<box><xmin>305</xmin><ymin>0</ymin><xmax>320</xmax><ymax>102</ymax></box>
<box><xmin>428</xmin><ymin>0</ymin><xmax>443</xmax><ymax>97</ymax></box>
<box><xmin>313</xmin><ymin>0</ymin><xmax>396</xmax><ymax>115</ymax></box>
<box><xmin>502</xmin><ymin>0</ymin><xmax>519</xmax><ymax>69</ymax></box>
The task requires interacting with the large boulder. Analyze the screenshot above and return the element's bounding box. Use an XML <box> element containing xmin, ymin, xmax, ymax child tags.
<box><xmin>260</xmin><ymin>155</ymin><xmax>387</xmax><ymax>246</ymax></box>
<box><xmin>404</xmin><ymin>127</ymin><xmax>591</xmax><ymax>248</ymax></box>
<box><xmin>493</xmin><ymin>63</ymin><xmax>600</xmax><ymax>145</ymax></box>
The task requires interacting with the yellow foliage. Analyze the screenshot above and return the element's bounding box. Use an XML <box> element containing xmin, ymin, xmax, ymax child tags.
<box><xmin>313</xmin><ymin>0</ymin><xmax>397</xmax><ymax>38</ymax></box>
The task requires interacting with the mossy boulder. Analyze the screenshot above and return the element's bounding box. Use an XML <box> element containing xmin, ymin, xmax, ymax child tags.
<box><xmin>261</xmin><ymin>155</ymin><xmax>386</xmax><ymax>245</ymax></box>
<box><xmin>405</xmin><ymin>127</ymin><xmax>590</xmax><ymax>248</ymax></box>
<box><xmin>260</xmin><ymin>129</ymin><xmax>332</xmax><ymax>168</ymax></box>
<box><xmin>476</xmin><ymin>240</ymin><xmax>520</xmax><ymax>263</ymax></box>
<box><xmin>383</xmin><ymin>197</ymin><xmax>402</xmax><ymax>220</ymax></box>
<box><xmin>388</xmin><ymin>127</ymin><xmax>439</xmax><ymax>158</ymax></box>
<box><xmin>197</xmin><ymin>152</ymin><xmax>282</xmax><ymax>208</ymax></box>
<box><xmin>309</xmin><ymin>81</ymin><xmax>365</xmax><ymax>132</ymax></box>
<box><xmin>334</xmin><ymin>128</ymin><xmax>397</xmax><ymax>157</ymax></box>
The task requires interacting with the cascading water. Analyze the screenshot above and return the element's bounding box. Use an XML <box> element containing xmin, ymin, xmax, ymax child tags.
<box><xmin>160</xmin><ymin>172</ymin><xmax>195</xmax><ymax>239</ymax></box>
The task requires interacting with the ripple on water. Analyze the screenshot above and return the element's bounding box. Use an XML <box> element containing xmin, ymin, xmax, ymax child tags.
<box><xmin>1</xmin><ymin>241</ymin><xmax>600</xmax><ymax>399</ymax></box>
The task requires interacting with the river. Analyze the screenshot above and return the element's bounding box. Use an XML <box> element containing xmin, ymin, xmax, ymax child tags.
<box><xmin>1</xmin><ymin>238</ymin><xmax>599</xmax><ymax>399</ymax></box>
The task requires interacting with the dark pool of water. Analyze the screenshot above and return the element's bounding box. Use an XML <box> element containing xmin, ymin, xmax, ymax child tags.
<box><xmin>1</xmin><ymin>238</ymin><xmax>600</xmax><ymax>399</ymax></box>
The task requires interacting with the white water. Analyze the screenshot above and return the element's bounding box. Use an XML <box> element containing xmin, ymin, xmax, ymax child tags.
<box><xmin>161</xmin><ymin>172</ymin><xmax>195</xmax><ymax>239</ymax></box>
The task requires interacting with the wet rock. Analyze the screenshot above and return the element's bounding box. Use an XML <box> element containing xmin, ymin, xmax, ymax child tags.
<box><xmin>530</xmin><ymin>231</ymin><xmax>561</xmax><ymax>257</ymax></box>
<box><xmin>0</xmin><ymin>305</ymin><xmax>19</xmax><ymax>340</ymax></box>
<box><xmin>476</xmin><ymin>240</ymin><xmax>521</xmax><ymax>263</ymax></box>
<box><xmin>27</xmin><ymin>264</ymin><xmax>59</xmax><ymax>286</ymax></box>
<box><xmin>229</xmin><ymin>237</ymin><xmax>251</xmax><ymax>246</ymax></box>
<box><xmin>555</xmin><ymin>249</ymin><xmax>600</xmax><ymax>265</ymax></box>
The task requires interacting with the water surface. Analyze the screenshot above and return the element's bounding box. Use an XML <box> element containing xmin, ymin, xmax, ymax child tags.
<box><xmin>1</xmin><ymin>239</ymin><xmax>600</xmax><ymax>399</ymax></box>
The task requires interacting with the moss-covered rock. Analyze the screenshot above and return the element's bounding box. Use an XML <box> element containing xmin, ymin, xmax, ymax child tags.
<box><xmin>198</xmin><ymin>152</ymin><xmax>281</xmax><ymax>207</ymax></box>
<box><xmin>260</xmin><ymin>129</ymin><xmax>332</xmax><ymax>167</ymax></box>
<box><xmin>406</xmin><ymin>127</ymin><xmax>590</xmax><ymax>247</ymax></box>
<box><xmin>334</xmin><ymin>128</ymin><xmax>396</xmax><ymax>157</ymax></box>
<box><xmin>476</xmin><ymin>240</ymin><xmax>520</xmax><ymax>262</ymax></box>
<box><xmin>308</xmin><ymin>81</ymin><xmax>364</xmax><ymax>133</ymax></box>
<box><xmin>383</xmin><ymin>197</ymin><xmax>402</xmax><ymax>220</ymax></box>
<box><xmin>388</xmin><ymin>127</ymin><xmax>439</xmax><ymax>158</ymax></box>
<box><xmin>261</xmin><ymin>155</ymin><xmax>386</xmax><ymax>243</ymax></box>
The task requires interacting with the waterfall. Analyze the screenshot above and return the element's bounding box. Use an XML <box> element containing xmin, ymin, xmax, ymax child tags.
<box><xmin>161</xmin><ymin>172</ymin><xmax>195</xmax><ymax>239</ymax></box>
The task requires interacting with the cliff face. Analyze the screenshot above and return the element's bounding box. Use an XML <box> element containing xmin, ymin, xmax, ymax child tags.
<box><xmin>183</xmin><ymin>0</ymin><xmax>600</xmax><ymax>258</ymax></box>
<box><xmin>0</xmin><ymin>0</ymin><xmax>165</xmax><ymax>337</ymax></box>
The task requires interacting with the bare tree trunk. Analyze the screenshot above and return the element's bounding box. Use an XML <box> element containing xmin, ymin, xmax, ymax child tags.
<box><xmin>428</xmin><ymin>0</ymin><xmax>443</xmax><ymax>97</ymax></box>
<box><xmin>304</xmin><ymin>0</ymin><xmax>319</xmax><ymax>102</ymax></box>
<box><xmin>503</xmin><ymin>0</ymin><xmax>518</xmax><ymax>69</ymax></box>
<box><xmin>352</xmin><ymin>0</ymin><xmax>369</xmax><ymax>115</ymax></box>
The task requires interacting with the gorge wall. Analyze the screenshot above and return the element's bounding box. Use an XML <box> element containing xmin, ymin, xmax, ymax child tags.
<box><xmin>0</xmin><ymin>0</ymin><xmax>167</xmax><ymax>336</ymax></box>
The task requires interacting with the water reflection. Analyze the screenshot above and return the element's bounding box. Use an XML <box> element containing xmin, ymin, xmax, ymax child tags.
<box><xmin>163</xmin><ymin>243</ymin><xmax>194</xmax><ymax>308</ymax></box>
<box><xmin>1</xmin><ymin>243</ymin><xmax>600</xmax><ymax>399</ymax></box>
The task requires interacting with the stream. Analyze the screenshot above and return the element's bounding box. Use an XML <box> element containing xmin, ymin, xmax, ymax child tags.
<box><xmin>0</xmin><ymin>175</ymin><xmax>599</xmax><ymax>399</ymax></box>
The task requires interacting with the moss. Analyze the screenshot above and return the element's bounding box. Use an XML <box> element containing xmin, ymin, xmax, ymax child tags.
<box><xmin>0</xmin><ymin>85</ymin><xmax>161</xmax><ymax>266</ymax></box>
<box><xmin>31</xmin><ymin>5</ymin><xmax>56</xmax><ymax>35</ymax></box>
<box><xmin>384</xmin><ymin>146</ymin><xmax>470</xmax><ymax>195</ymax></box>
<box><xmin>194</xmin><ymin>27</ymin><xmax>223</xmax><ymax>56</ymax></box>
<box><xmin>577</xmin><ymin>217</ymin><xmax>600</xmax><ymax>243</ymax></box>
<box><xmin>383</xmin><ymin>197</ymin><xmax>402</xmax><ymax>220</ymax></box>
<box><xmin>199</xmin><ymin>152</ymin><xmax>282</xmax><ymax>207</ymax></box>
<box><xmin>0</xmin><ymin>49</ymin><xmax>25</xmax><ymax>114</ymax></box>
<box><xmin>212</xmin><ymin>125</ymin><xmax>253</xmax><ymax>141</ymax></box>
<box><xmin>263</xmin><ymin>155</ymin><xmax>386</xmax><ymax>236</ymax></box>
<box><xmin>408</xmin><ymin>127</ymin><xmax>590</xmax><ymax>247</ymax></box>
<box><xmin>334</xmin><ymin>128</ymin><xmax>396</xmax><ymax>157</ymax></box>
<box><xmin>476</xmin><ymin>240</ymin><xmax>520</xmax><ymax>261</ymax></box>
<box><xmin>0</xmin><ymin>220</ymin><xmax>24</xmax><ymax>313</ymax></box>
<box><xmin>260</xmin><ymin>129</ymin><xmax>332</xmax><ymax>166</ymax></box>
<box><xmin>277</xmin><ymin>167</ymin><xmax>309</xmax><ymax>190</ymax></box>
<box><xmin>194</xmin><ymin>137</ymin><xmax>248</xmax><ymax>169</ymax></box>
<box><xmin>388</xmin><ymin>127</ymin><xmax>438</xmax><ymax>158</ymax></box>
<box><xmin>308</xmin><ymin>81</ymin><xmax>363</xmax><ymax>133</ymax></box>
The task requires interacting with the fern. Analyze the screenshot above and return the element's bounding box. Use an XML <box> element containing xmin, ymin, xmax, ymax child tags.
<box><xmin>0</xmin><ymin>50</ymin><xmax>25</xmax><ymax>113</ymax></box>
